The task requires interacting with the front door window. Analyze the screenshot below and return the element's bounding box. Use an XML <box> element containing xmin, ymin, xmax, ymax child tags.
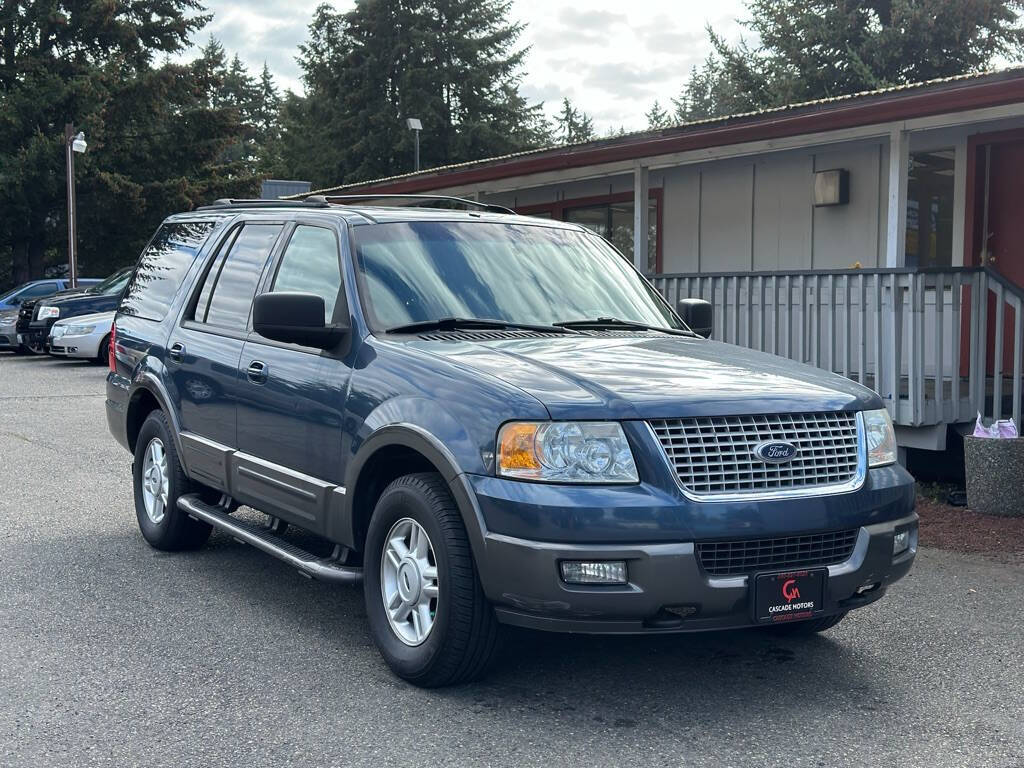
<box><xmin>905</xmin><ymin>149</ymin><xmax>954</xmax><ymax>268</ymax></box>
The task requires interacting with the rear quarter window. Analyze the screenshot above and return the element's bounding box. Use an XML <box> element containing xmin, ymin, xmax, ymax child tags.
<box><xmin>120</xmin><ymin>222</ymin><xmax>216</xmax><ymax>321</ymax></box>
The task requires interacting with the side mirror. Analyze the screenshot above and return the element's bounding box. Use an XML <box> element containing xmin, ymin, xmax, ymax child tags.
<box><xmin>253</xmin><ymin>292</ymin><xmax>348</xmax><ymax>349</ymax></box>
<box><xmin>677</xmin><ymin>298</ymin><xmax>713</xmax><ymax>339</ymax></box>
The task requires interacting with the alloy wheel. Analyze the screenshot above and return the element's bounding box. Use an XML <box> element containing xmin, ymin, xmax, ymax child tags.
<box><xmin>380</xmin><ymin>517</ymin><xmax>440</xmax><ymax>646</ymax></box>
<box><xmin>141</xmin><ymin>437</ymin><xmax>170</xmax><ymax>524</ymax></box>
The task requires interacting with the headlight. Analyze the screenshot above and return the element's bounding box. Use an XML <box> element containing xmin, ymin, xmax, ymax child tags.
<box><xmin>37</xmin><ymin>306</ymin><xmax>60</xmax><ymax>319</ymax></box>
<box><xmin>863</xmin><ymin>409</ymin><xmax>897</xmax><ymax>467</ymax></box>
<box><xmin>63</xmin><ymin>325</ymin><xmax>95</xmax><ymax>335</ymax></box>
<box><xmin>50</xmin><ymin>325</ymin><xmax>67</xmax><ymax>338</ymax></box>
<box><xmin>0</xmin><ymin>315</ymin><xmax>14</xmax><ymax>327</ymax></box>
<box><xmin>497</xmin><ymin>421</ymin><xmax>639</xmax><ymax>483</ymax></box>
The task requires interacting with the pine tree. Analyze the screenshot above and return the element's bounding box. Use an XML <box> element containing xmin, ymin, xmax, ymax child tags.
<box><xmin>673</xmin><ymin>0</ymin><xmax>1024</xmax><ymax>120</ymax></box>
<box><xmin>556</xmin><ymin>98</ymin><xmax>595</xmax><ymax>144</ymax></box>
<box><xmin>0</xmin><ymin>2</ymin><xmax>258</xmax><ymax>284</ymax></box>
<box><xmin>645</xmin><ymin>100</ymin><xmax>671</xmax><ymax>129</ymax></box>
<box><xmin>286</xmin><ymin>0</ymin><xmax>551</xmax><ymax>187</ymax></box>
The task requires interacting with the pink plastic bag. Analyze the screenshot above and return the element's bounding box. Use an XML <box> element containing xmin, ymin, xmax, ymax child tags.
<box><xmin>973</xmin><ymin>412</ymin><xmax>1020</xmax><ymax>439</ymax></box>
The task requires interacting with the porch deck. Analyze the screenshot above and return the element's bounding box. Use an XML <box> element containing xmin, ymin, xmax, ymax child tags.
<box><xmin>650</xmin><ymin>266</ymin><xmax>1024</xmax><ymax>443</ymax></box>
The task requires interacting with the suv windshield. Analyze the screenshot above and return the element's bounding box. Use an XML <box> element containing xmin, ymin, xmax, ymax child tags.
<box><xmin>353</xmin><ymin>221</ymin><xmax>682</xmax><ymax>333</ymax></box>
<box><xmin>89</xmin><ymin>268</ymin><xmax>132</xmax><ymax>295</ymax></box>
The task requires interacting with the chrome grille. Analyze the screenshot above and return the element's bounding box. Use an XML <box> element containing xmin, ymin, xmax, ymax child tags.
<box><xmin>696</xmin><ymin>529</ymin><xmax>859</xmax><ymax>577</ymax></box>
<box><xmin>650</xmin><ymin>412</ymin><xmax>861</xmax><ymax>497</ymax></box>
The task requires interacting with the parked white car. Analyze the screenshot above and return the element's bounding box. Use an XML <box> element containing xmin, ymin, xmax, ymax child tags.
<box><xmin>48</xmin><ymin>311</ymin><xmax>114</xmax><ymax>364</ymax></box>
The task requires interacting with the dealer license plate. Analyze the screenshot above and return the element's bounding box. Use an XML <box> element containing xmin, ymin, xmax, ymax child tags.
<box><xmin>754</xmin><ymin>569</ymin><xmax>826</xmax><ymax>623</ymax></box>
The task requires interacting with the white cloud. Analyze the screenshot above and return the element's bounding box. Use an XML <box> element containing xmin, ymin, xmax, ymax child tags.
<box><xmin>187</xmin><ymin>0</ymin><xmax>749</xmax><ymax>131</ymax></box>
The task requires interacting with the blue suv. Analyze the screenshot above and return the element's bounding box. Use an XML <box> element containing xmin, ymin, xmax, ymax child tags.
<box><xmin>106</xmin><ymin>197</ymin><xmax>917</xmax><ymax>686</ymax></box>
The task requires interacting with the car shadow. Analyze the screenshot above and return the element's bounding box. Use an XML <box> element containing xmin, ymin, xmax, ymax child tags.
<box><xmin>127</xmin><ymin>515</ymin><xmax>887</xmax><ymax>725</ymax></box>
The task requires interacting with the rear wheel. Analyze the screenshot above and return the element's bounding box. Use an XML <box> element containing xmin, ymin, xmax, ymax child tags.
<box><xmin>132</xmin><ymin>410</ymin><xmax>211</xmax><ymax>551</ymax></box>
<box><xmin>763</xmin><ymin>612</ymin><xmax>847</xmax><ymax>635</ymax></box>
<box><xmin>363</xmin><ymin>472</ymin><xmax>500</xmax><ymax>687</ymax></box>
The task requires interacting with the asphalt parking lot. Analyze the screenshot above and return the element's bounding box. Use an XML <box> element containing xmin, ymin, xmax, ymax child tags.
<box><xmin>1</xmin><ymin>354</ymin><xmax>1022</xmax><ymax>767</ymax></box>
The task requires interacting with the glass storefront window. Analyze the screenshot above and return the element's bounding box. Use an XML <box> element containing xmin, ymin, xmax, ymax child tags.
<box><xmin>905</xmin><ymin>149</ymin><xmax>954</xmax><ymax>268</ymax></box>
<box><xmin>565</xmin><ymin>200</ymin><xmax>658</xmax><ymax>273</ymax></box>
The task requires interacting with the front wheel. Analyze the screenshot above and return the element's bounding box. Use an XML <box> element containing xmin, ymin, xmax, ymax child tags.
<box><xmin>132</xmin><ymin>410</ymin><xmax>212</xmax><ymax>551</ymax></box>
<box><xmin>95</xmin><ymin>334</ymin><xmax>110</xmax><ymax>365</ymax></box>
<box><xmin>363</xmin><ymin>473</ymin><xmax>500</xmax><ymax>687</ymax></box>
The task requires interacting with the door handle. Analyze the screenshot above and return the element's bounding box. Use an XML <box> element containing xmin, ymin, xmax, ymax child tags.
<box><xmin>247</xmin><ymin>360</ymin><xmax>268</xmax><ymax>384</ymax></box>
<box><xmin>168</xmin><ymin>342</ymin><xmax>185</xmax><ymax>362</ymax></box>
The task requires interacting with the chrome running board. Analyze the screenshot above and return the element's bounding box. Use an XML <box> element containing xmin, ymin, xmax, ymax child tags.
<box><xmin>177</xmin><ymin>494</ymin><xmax>363</xmax><ymax>584</ymax></box>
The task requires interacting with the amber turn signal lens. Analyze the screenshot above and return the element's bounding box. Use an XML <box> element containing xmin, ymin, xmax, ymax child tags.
<box><xmin>497</xmin><ymin>422</ymin><xmax>541</xmax><ymax>471</ymax></box>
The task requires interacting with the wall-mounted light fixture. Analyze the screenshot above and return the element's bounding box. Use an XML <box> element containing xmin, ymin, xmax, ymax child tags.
<box><xmin>814</xmin><ymin>168</ymin><xmax>850</xmax><ymax>206</ymax></box>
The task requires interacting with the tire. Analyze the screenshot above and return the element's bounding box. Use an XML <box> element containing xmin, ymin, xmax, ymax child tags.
<box><xmin>363</xmin><ymin>472</ymin><xmax>500</xmax><ymax>687</ymax></box>
<box><xmin>95</xmin><ymin>334</ymin><xmax>110</xmax><ymax>365</ymax></box>
<box><xmin>763</xmin><ymin>611</ymin><xmax>847</xmax><ymax>636</ymax></box>
<box><xmin>132</xmin><ymin>410</ymin><xmax>212</xmax><ymax>551</ymax></box>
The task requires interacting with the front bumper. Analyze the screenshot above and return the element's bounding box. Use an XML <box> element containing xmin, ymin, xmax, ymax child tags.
<box><xmin>480</xmin><ymin>513</ymin><xmax>917</xmax><ymax>633</ymax></box>
<box><xmin>18</xmin><ymin>325</ymin><xmax>50</xmax><ymax>350</ymax></box>
<box><xmin>48</xmin><ymin>330</ymin><xmax>99</xmax><ymax>358</ymax></box>
<box><xmin>0</xmin><ymin>331</ymin><xmax>19</xmax><ymax>350</ymax></box>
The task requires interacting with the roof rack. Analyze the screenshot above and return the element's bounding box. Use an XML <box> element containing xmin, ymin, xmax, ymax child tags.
<box><xmin>196</xmin><ymin>196</ymin><xmax>331</xmax><ymax>210</ymax></box>
<box><xmin>321</xmin><ymin>194</ymin><xmax>514</xmax><ymax>214</ymax></box>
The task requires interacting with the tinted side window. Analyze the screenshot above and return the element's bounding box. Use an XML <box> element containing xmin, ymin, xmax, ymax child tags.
<box><xmin>193</xmin><ymin>227</ymin><xmax>240</xmax><ymax>322</ymax></box>
<box><xmin>203</xmin><ymin>224</ymin><xmax>282</xmax><ymax>329</ymax></box>
<box><xmin>270</xmin><ymin>226</ymin><xmax>342</xmax><ymax>322</ymax></box>
<box><xmin>121</xmin><ymin>222</ymin><xmax>216</xmax><ymax>321</ymax></box>
<box><xmin>18</xmin><ymin>283</ymin><xmax>58</xmax><ymax>300</ymax></box>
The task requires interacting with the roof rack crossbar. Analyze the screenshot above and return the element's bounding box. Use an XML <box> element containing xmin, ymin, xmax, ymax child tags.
<box><xmin>319</xmin><ymin>194</ymin><xmax>514</xmax><ymax>214</ymax></box>
<box><xmin>197</xmin><ymin>196</ymin><xmax>331</xmax><ymax>211</ymax></box>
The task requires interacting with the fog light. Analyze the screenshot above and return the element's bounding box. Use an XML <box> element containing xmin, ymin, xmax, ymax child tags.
<box><xmin>560</xmin><ymin>560</ymin><xmax>627</xmax><ymax>585</ymax></box>
<box><xmin>893</xmin><ymin>530</ymin><xmax>910</xmax><ymax>555</ymax></box>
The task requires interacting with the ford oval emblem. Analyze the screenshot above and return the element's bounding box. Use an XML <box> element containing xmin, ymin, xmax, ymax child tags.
<box><xmin>753</xmin><ymin>441</ymin><xmax>798</xmax><ymax>464</ymax></box>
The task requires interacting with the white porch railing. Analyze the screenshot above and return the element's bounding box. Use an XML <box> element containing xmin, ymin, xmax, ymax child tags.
<box><xmin>650</xmin><ymin>267</ymin><xmax>1023</xmax><ymax>431</ymax></box>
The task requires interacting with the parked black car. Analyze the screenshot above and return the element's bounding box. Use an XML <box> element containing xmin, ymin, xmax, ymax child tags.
<box><xmin>17</xmin><ymin>267</ymin><xmax>132</xmax><ymax>353</ymax></box>
<box><xmin>0</xmin><ymin>279</ymin><xmax>101</xmax><ymax>353</ymax></box>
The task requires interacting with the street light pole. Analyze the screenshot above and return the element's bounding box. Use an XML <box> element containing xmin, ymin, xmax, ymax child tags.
<box><xmin>64</xmin><ymin>124</ymin><xmax>87</xmax><ymax>289</ymax></box>
<box><xmin>405</xmin><ymin>118</ymin><xmax>422</xmax><ymax>172</ymax></box>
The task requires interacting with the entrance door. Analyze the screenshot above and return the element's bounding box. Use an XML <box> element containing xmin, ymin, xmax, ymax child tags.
<box><xmin>970</xmin><ymin>137</ymin><xmax>1024</xmax><ymax>375</ymax></box>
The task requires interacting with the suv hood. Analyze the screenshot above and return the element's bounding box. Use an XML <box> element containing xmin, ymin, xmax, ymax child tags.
<box><xmin>403</xmin><ymin>333</ymin><xmax>881</xmax><ymax>420</ymax></box>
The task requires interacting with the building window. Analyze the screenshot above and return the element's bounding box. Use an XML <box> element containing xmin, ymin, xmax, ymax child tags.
<box><xmin>516</xmin><ymin>191</ymin><xmax>662</xmax><ymax>273</ymax></box>
<box><xmin>905</xmin><ymin>149</ymin><xmax>955</xmax><ymax>268</ymax></box>
<box><xmin>564</xmin><ymin>200</ymin><xmax>658</xmax><ymax>273</ymax></box>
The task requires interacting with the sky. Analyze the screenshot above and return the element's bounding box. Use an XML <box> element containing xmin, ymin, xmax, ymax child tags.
<box><xmin>190</xmin><ymin>0</ymin><xmax>749</xmax><ymax>132</ymax></box>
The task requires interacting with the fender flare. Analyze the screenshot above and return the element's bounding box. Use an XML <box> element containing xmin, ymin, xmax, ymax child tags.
<box><xmin>126</xmin><ymin>372</ymin><xmax>188</xmax><ymax>467</ymax></box>
<box><xmin>336</xmin><ymin>424</ymin><xmax>489</xmax><ymax>561</ymax></box>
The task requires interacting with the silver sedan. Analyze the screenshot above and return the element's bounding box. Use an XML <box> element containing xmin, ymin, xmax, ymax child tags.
<box><xmin>48</xmin><ymin>311</ymin><xmax>115</xmax><ymax>364</ymax></box>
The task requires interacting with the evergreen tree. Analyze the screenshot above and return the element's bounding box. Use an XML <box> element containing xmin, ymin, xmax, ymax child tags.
<box><xmin>287</xmin><ymin>0</ymin><xmax>551</xmax><ymax>187</ymax></box>
<box><xmin>555</xmin><ymin>98</ymin><xmax>595</xmax><ymax>144</ymax></box>
<box><xmin>674</xmin><ymin>0</ymin><xmax>1024</xmax><ymax>120</ymax></box>
<box><xmin>672</xmin><ymin>54</ymin><xmax>752</xmax><ymax>122</ymax></box>
<box><xmin>252</xmin><ymin>64</ymin><xmax>283</xmax><ymax>173</ymax></box>
<box><xmin>645</xmin><ymin>100</ymin><xmax>672</xmax><ymax>129</ymax></box>
<box><xmin>0</xmin><ymin>2</ymin><xmax>258</xmax><ymax>284</ymax></box>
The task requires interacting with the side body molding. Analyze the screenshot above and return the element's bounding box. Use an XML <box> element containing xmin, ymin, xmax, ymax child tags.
<box><xmin>179</xmin><ymin>432</ymin><xmax>345</xmax><ymax>538</ymax></box>
<box><xmin>178</xmin><ymin>424</ymin><xmax>489</xmax><ymax>558</ymax></box>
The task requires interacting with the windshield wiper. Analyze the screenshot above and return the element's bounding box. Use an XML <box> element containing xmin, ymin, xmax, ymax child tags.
<box><xmin>554</xmin><ymin>316</ymin><xmax>697</xmax><ymax>337</ymax></box>
<box><xmin>385</xmin><ymin>316</ymin><xmax>580</xmax><ymax>335</ymax></box>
